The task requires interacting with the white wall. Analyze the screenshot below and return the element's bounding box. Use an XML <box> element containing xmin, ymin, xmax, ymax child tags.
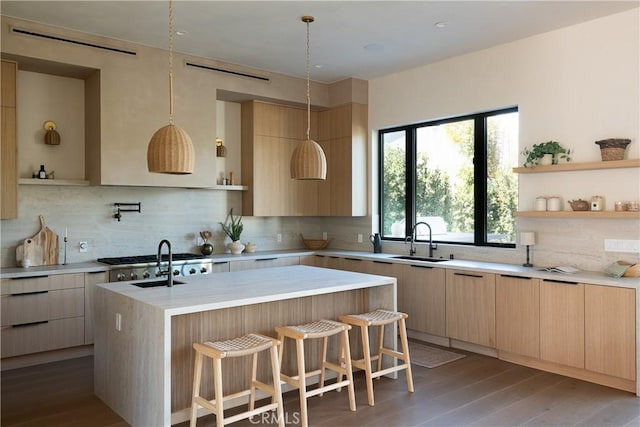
<box><xmin>368</xmin><ymin>9</ymin><xmax>640</xmax><ymax>269</ymax></box>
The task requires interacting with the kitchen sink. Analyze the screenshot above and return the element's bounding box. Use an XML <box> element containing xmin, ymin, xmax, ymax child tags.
<box><xmin>392</xmin><ymin>255</ymin><xmax>449</xmax><ymax>263</ymax></box>
<box><xmin>132</xmin><ymin>280</ymin><xmax>185</xmax><ymax>288</ymax></box>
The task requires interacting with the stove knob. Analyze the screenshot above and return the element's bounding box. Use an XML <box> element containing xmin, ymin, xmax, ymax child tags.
<box><xmin>189</xmin><ymin>268</ymin><xmax>197</xmax><ymax>275</ymax></box>
<box><xmin>173</xmin><ymin>269</ymin><xmax>180</xmax><ymax>276</ymax></box>
<box><xmin>116</xmin><ymin>273</ymin><xmax>127</xmax><ymax>281</ymax></box>
<box><xmin>130</xmin><ymin>272</ymin><xmax>138</xmax><ymax>280</ymax></box>
<box><xmin>200</xmin><ymin>266</ymin><xmax>208</xmax><ymax>274</ymax></box>
<box><xmin>142</xmin><ymin>271</ymin><xmax>150</xmax><ymax>279</ymax></box>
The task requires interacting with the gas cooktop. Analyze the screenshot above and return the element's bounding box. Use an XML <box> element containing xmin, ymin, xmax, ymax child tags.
<box><xmin>97</xmin><ymin>253</ymin><xmax>206</xmax><ymax>266</ymax></box>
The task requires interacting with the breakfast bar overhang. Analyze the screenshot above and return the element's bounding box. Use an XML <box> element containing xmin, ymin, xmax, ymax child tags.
<box><xmin>93</xmin><ymin>265</ymin><xmax>397</xmax><ymax>426</ymax></box>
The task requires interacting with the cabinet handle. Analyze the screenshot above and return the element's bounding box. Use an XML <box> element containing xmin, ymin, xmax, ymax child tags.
<box><xmin>344</xmin><ymin>257</ymin><xmax>362</xmax><ymax>262</ymax></box>
<box><xmin>543</xmin><ymin>279</ymin><xmax>579</xmax><ymax>285</ymax></box>
<box><xmin>10</xmin><ymin>275</ymin><xmax>49</xmax><ymax>280</ymax></box>
<box><xmin>373</xmin><ymin>260</ymin><xmax>392</xmax><ymax>265</ymax></box>
<box><xmin>410</xmin><ymin>264</ymin><xmax>433</xmax><ymax>269</ymax></box>
<box><xmin>454</xmin><ymin>272</ymin><xmax>483</xmax><ymax>278</ymax></box>
<box><xmin>315</xmin><ymin>255</ymin><xmax>326</xmax><ymax>258</ymax></box>
<box><xmin>500</xmin><ymin>274</ymin><xmax>531</xmax><ymax>280</ymax></box>
<box><xmin>213</xmin><ymin>261</ymin><xmax>229</xmax><ymax>265</ymax></box>
<box><xmin>9</xmin><ymin>290</ymin><xmax>48</xmax><ymax>297</ymax></box>
<box><xmin>11</xmin><ymin>320</ymin><xmax>48</xmax><ymax>328</ymax></box>
<box><xmin>87</xmin><ymin>271</ymin><xmax>105</xmax><ymax>275</ymax></box>
<box><xmin>256</xmin><ymin>258</ymin><xmax>277</xmax><ymax>262</ymax></box>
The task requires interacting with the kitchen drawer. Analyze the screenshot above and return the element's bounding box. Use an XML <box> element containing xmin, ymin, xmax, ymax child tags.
<box><xmin>1</xmin><ymin>287</ymin><xmax>84</xmax><ymax>326</ymax></box>
<box><xmin>1</xmin><ymin>273</ymin><xmax>84</xmax><ymax>295</ymax></box>
<box><xmin>1</xmin><ymin>316</ymin><xmax>84</xmax><ymax>358</ymax></box>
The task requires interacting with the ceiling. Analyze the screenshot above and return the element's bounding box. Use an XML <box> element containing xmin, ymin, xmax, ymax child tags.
<box><xmin>2</xmin><ymin>1</ymin><xmax>638</xmax><ymax>83</ymax></box>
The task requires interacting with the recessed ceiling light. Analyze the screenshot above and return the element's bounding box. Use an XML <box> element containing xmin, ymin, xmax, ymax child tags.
<box><xmin>175</xmin><ymin>30</ymin><xmax>188</xmax><ymax>36</ymax></box>
<box><xmin>364</xmin><ymin>43</ymin><xmax>384</xmax><ymax>52</ymax></box>
<box><xmin>434</xmin><ymin>21</ymin><xmax>448</xmax><ymax>29</ymax></box>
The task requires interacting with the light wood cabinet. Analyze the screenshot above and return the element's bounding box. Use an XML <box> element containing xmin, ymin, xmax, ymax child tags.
<box><xmin>400</xmin><ymin>264</ymin><xmax>446</xmax><ymax>336</ymax></box>
<box><xmin>229</xmin><ymin>256</ymin><xmax>299</xmax><ymax>272</ymax></box>
<box><xmin>585</xmin><ymin>284</ymin><xmax>636</xmax><ymax>381</ymax></box>
<box><xmin>317</xmin><ymin>103</ymin><xmax>367</xmax><ymax>217</ymax></box>
<box><xmin>1</xmin><ymin>59</ymin><xmax>18</xmax><ymax>219</ymax></box>
<box><xmin>1</xmin><ymin>273</ymin><xmax>85</xmax><ymax>358</ymax></box>
<box><xmin>496</xmin><ymin>274</ymin><xmax>540</xmax><ymax>358</ymax></box>
<box><xmin>539</xmin><ymin>279</ymin><xmax>584</xmax><ymax>369</ymax></box>
<box><xmin>84</xmin><ymin>271</ymin><xmax>108</xmax><ymax>344</ymax></box>
<box><xmin>241</xmin><ymin>100</ymin><xmax>319</xmax><ymax>216</ymax></box>
<box><xmin>446</xmin><ymin>269</ymin><xmax>496</xmax><ymax>347</ymax></box>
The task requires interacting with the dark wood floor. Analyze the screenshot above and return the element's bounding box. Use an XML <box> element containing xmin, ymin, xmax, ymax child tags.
<box><xmin>2</xmin><ymin>349</ymin><xmax>639</xmax><ymax>427</ymax></box>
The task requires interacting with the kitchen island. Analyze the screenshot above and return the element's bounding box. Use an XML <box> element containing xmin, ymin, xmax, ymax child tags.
<box><xmin>94</xmin><ymin>265</ymin><xmax>396</xmax><ymax>426</ymax></box>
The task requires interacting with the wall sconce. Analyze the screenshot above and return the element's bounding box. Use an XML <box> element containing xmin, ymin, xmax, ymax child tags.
<box><xmin>216</xmin><ymin>137</ymin><xmax>227</xmax><ymax>157</ymax></box>
<box><xmin>43</xmin><ymin>120</ymin><xmax>60</xmax><ymax>145</ymax></box>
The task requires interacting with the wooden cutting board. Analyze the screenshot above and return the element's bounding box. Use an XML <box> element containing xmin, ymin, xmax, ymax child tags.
<box><xmin>15</xmin><ymin>215</ymin><xmax>59</xmax><ymax>267</ymax></box>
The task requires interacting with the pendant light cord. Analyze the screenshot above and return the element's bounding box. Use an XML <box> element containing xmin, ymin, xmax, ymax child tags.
<box><xmin>168</xmin><ymin>0</ymin><xmax>175</xmax><ymax>125</ymax></box>
<box><xmin>305</xmin><ymin>17</ymin><xmax>311</xmax><ymax>141</ymax></box>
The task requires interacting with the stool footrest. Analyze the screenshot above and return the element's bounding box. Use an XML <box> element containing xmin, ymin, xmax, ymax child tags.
<box><xmin>380</xmin><ymin>347</ymin><xmax>406</xmax><ymax>360</ymax></box>
<box><xmin>305</xmin><ymin>379</ymin><xmax>351</xmax><ymax>398</ymax></box>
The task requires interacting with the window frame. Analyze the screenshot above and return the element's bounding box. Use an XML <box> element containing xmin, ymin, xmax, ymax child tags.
<box><xmin>377</xmin><ymin>106</ymin><xmax>518</xmax><ymax>248</ymax></box>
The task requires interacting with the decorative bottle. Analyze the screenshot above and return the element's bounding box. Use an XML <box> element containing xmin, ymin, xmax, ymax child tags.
<box><xmin>38</xmin><ymin>165</ymin><xmax>47</xmax><ymax>179</ymax></box>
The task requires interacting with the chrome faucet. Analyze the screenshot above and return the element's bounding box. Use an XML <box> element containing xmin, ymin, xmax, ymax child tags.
<box><xmin>406</xmin><ymin>221</ymin><xmax>434</xmax><ymax>257</ymax></box>
<box><xmin>156</xmin><ymin>239</ymin><xmax>173</xmax><ymax>287</ymax></box>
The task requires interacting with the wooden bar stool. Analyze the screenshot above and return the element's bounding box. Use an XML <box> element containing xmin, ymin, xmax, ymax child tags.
<box><xmin>275</xmin><ymin>319</ymin><xmax>356</xmax><ymax>427</ymax></box>
<box><xmin>190</xmin><ymin>333</ymin><xmax>284</xmax><ymax>427</ymax></box>
<box><xmin>339</xmin><ymin>309</ymin><xmax>414</xmax><ymax>406</ymax></box>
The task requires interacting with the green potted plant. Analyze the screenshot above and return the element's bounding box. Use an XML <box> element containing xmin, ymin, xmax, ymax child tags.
<box><xmin>220</xmin><ymin>208</ymin><xmax>245</xmax><ymax>254</ymax></box>
<box><xmin>522</xmin><ymin>141</ymin><xmax>571</xmax><ymax>167</ymax></box>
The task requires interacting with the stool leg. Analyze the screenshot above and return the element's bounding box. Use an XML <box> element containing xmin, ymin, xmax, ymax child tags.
<box><xmin>296</xmin><ymin>338</ymin><xmax>309</xmax><ymax>427</ymax></box>
<box><xmin>190</xmin><ymin>350</ymin><xmax>204</xmax><ymax>427</ymax></box>
<box><xmin>336</xmin><ymin>340</ymin><xmax>345</xmax><ymax>392</ymax></box>
<box><xmin>341</xmin><ymin>329</ymin><xmax>357</xmax><ymax>411</ymax></box>
<box><xmin>360</xmin><ymin>324</ymin><xmax>375</xmax><ymax>406</ymax></box>
<box><xmin>212</xmin><ymin>357</ymin><xmax>225</xmax><ymax>427</ymax></box>
<box><xmin>270</xmin><ymin>344</ymin><xmax>285</xmax><ymax>427</ymax></box>
<box><xmin>399</xmin><ymin>317</ymin><xmax>414</xmax><ymax>393</ymax></box>
<box><xmin>249</xmin><ymin>352</ymin><xmax>258</xmax><ymax>412</ymax></box>
<box><xmin>270</xmin><ymin>345</ymin><xmax>284</xmax><ymax>427</ymax></box>
<box><xmin>376</xmin><ymin>324</ymin><xmax>385</xmax><ymax>379</ymax></box>
<box><xmin>318</xmin><ymin>336</ymin><xmax>328</xmax><ymax>397</ymax></box>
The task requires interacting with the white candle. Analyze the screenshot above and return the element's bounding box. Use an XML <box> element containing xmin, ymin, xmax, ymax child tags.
<box><xmin>65</xmin><ymin>227</ymin><xmax>68</xmax><ymax>239</ymax></box>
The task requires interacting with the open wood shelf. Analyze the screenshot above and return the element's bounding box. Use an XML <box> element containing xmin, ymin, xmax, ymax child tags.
<box><xmin>513</xmin><ymin>158</ymin><xmax>640</xmax><ymax>174</ymax></box>
<box><xmin>515</xmin><ymin>211</ymin><xmax>639</xmax><ymax>219</ymax></box>
<box><xmin>19</xmin><ymin>178</ymin><xmax>90</xmax><ymax>186</ymax></box>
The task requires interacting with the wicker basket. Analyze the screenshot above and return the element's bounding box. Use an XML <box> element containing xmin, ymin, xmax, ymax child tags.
<box><xmin>300</xmin><ymin>234</ymin><xmax>330</xmax><ymax>250</ymax></box>
<box><xmin>595</xmin><ymin>138</ymin><xmax>630</xmax><ymax>161</ymax></box>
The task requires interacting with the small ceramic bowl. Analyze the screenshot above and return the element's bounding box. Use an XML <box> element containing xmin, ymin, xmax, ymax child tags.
<box><xmin>244</xmin><ymin>242</ymin><xmax>257</xmax><ymax>253</ymax></box>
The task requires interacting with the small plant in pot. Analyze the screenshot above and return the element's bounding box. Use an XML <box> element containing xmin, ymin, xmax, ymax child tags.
<box><xmin>522</xmin><ymin>141</ymin><xmax>571</xmax><ymax>167</ymax></box>
<box><xmin>220</xmin><ymin>208</ymin><xmax>245</xmax><ymax>254</ymax></box>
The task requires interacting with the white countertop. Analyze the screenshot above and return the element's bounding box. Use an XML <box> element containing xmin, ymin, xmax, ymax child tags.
<box><xmin>97</xmin><ymin>265</ymin><xmax>396</xmax><ymax>316</ymax></box>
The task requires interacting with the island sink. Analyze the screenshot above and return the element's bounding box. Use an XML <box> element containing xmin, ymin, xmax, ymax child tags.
<box><xmin>132</xmin><ymin>280</ymin><xmax>185</xmax><ymax>288</ymax></box>
<box><xmin>392</xmin><ymin>255</ymin><xmax>449</xmax><ymax>263</ymax></box>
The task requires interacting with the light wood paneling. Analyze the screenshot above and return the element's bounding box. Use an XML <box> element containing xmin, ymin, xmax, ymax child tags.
<box><xmin>1</xmin><ymin>317</ymin><xmax>84</xmax><ymax>358</ymax></box>
<box><xmin>1</xmin><ymin>288</ymin><xmax>84</xmax><ymax>326</ymax></box>
<box><xmin>1</xmin><ymin>60</ymin><xmax>17</xmax><ymax>219</ymax></box>
<box><xmin>585</xmin><ymin>284</ymin><xmax>636</xmax><ymax>381</ymax></box>
<box><xmin>84</xmin><ymin>271</ymin><xmax>107</xmax><ymax>344</ymax></box>
<box><xmin>496</xmin><ymin>275</ymin><xmax>540</xmax><ymax>358</ymax></box>
<box><xmin>401</xmin><ymin>264</ymin><xmax>446</xmax><ymax>336</ymax></box>
<box><xmin>446</xmin><ymin>269</ymin><xmax>496</xmax><ymax>348</ymax></box>
<box><xmin>540</xmin><ymin>280</ymin><xmax>584</xmax><ymax>369</ymax></box>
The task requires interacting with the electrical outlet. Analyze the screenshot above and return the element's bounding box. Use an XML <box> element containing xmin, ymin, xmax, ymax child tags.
<box><xmin>357</xmin><ymin>234</ymin><xmax>363</xmax><ymax>243</ymax></box>
<box><xmin>322</xmin><ymin>232</ymin><xmax>327</xmax><ymax>240</ymax></box>
<box><xmin>79</xmin><ymin>241</ymin><xmax>88</xmax><ymax>252</ymax></box>
<box><xmin>277</xmin><ymin>233</ymin><xmax>282</xmax><ymax>243</ymax></box>
<box><xmin>115</xmin><ymin>313</ymin><xmax>122</xmax><ymax>331</ymax></box>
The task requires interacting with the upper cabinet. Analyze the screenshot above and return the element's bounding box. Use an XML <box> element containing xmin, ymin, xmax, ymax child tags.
<box><xmin>241</xmin><ymin>100</ymin><xmax>367</xmax><ymax>217</ymax></box>
<box><xmin>1</xmin><ymin>60</ymin><xmax>18</xmax><ymax>219</ymax></box>
<box><xmin>317</xmin><ymin>103</ymin><xmax>367</xmax><ymax>217</ymax></box>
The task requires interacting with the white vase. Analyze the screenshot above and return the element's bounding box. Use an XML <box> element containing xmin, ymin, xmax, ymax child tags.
<box><xmin>539</xmin><ymin>154</ymin><xmax>553</xmax><ymax>166</ymax></box>
<box><xmin>228</xmin><ymin>240</ymin><xmax>245</xmax><ymax>255</ymax></box>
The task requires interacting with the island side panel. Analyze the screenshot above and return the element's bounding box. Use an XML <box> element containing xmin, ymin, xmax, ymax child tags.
<box><xmin>170</xmin><ymin>288</ymin><xmax>376</xmax><ymax>415</ymax></box>
<box><xmin>94</xmin><ymin>286</ymin><xmax>168</xmax><ymax>427</ymax></box>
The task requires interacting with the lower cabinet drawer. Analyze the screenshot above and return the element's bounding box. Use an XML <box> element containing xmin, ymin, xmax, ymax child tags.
<box><xmin>1</xmin><ymin>288</ymin><xmax>84</xmax><ymax>326</ymax></box>
<box><xmin>1</xmin><ymin>316</ymin><xmax>84</xmax><ymax>358</ymax></box>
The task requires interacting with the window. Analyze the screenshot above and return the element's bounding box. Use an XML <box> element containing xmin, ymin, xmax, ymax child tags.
<box><xmin>379</xmin><ymin>107</ymin><xmax>518</xmax><ymax>247</ymax></box>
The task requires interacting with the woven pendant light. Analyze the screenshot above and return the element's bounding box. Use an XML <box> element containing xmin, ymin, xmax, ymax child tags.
<box><xmin>290</xmin><ymin>16</ymin><xmax>327</xmax><ymax>180</ymax></box>
<box><xmin>147</xmin><ymin>0</ymin><xmax>195</xmax><ymax>174</ymax></box>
